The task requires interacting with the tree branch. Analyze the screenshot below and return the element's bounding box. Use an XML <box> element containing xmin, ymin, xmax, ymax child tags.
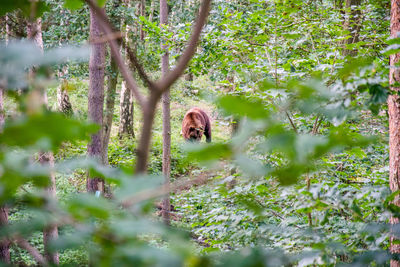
<box><xmin>124</xmin><ymin>44</ymin><xmax>155</xmax><ymax>90</ymax></box>
<box><xmin>285</xmin><ymin>111</ymin><xmax>298</xmax><ymax>133</ymax></box>
<box><xmin>14</xmin><ymin>238</ymin><xmax>48</xmax><ymax>266</ymax></box>
<box><xmin>154</xmin><ymin>0</ymin><xmax>211</xmax><ymax>92</ymax></box>
<box><xmin>84</xmin><ymin>0</ymin><xmax>146</xmax><ymax>109</ymax></box>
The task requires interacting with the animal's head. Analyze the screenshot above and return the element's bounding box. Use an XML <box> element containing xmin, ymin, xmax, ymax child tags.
<box><xmin>187</xmin><ymin>126</ymin><xmax>204</xmax><ymax>142</ymax></box>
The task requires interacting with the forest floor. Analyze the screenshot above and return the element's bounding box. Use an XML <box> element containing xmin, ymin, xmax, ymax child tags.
<box><xmin>4</xmin><ymin>75</ymin><xmax>390</xmax><ymax>265</ymax></box>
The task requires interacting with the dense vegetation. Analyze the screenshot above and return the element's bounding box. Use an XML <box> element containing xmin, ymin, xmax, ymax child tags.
<box><xmin>0</xmin><ymin>0</ymin><xmax>397</xmax><ymax>266</ymax></box>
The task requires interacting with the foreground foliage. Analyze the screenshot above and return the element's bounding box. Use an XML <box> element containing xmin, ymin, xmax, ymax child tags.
<box><xmin>0</xmin><ymin>0</ymin><xmax>396</xmax><ymax>266</ymax></box>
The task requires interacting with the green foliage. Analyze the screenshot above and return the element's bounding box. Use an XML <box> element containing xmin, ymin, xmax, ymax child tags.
<box><xmin>64</xmin><ymin>0</ymin><xmax>84</xmax><ymax>10</ymax></box>
<box><xmin>0</xmin><ymin>0</ymin><xmax>49</xmax><ymax>18</ymax></box>
<box><xmin>0</xmin><ymin>0</ymin><xmax>395</xmax><ymax>266</ymax></box>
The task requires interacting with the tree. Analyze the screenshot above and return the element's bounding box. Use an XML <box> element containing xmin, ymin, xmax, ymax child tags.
<box><xmin>87</xmin><ymin>6</ymin><xmax>106</xmax><ymax>193</ymax></box>
<box><xmin>342</xmin><ymin>0</ymin><xmax>362</xmax><ymax>56</ymax></box>
<box><xmin>102</xmin><ymin>0</ymin><xmax>122</xmax><ymax>164</ymax></box>
<box><xmin>0</xmin><ymin>14</ymin><xmax>10</xmax><ymax>261</ymax></box>
<box><xmin>140</xmin><ymin>0</ymin><xmax>145</xmax><ymax>40</ymax></box>
<box><xmin>57</xmin><ymin>67</ymin><xmax>73</xmax><ymax>116</ymax></box>
<box><xmin>389</xmin><ymin>1</ymin><xmax>400</xmax><ymax>266</ymax></box>
<box><xmin>160</xmin><ymin>0</ymin><xmax>171</xmax><ymax>225</ymax></box>
<box><xmin>118</xmin><ymin>0</ymin><xmax>135</xmax><ymax>139</ymax></box>
<box><xmin>27</xmin><ymin>17</ymin><xmax>59</xmax><ymax>265</ymax></box>
<box><xmin>103</xmin><ymin>56</ymin><xmax>119</xmax><ymax>164</ymax></box>
<box><xmin>0</xmin><ymin>89</ymin><xmax>9</xmax><ymax>265</ymax></box>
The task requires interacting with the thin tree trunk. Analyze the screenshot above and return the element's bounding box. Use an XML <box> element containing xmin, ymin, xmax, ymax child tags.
<box><xmin>27</xmin><ymin>18</ymin><xmax>59</xmax><ymax>265</ymax></box>
<box><xmin>118</xmin><ymin>82</ymin><xmax>135</xmax><ymax>138</ymax></box>
<box><xmin>160</xmin><ymin>0</ymin><xmax>171</xmax><ymax>225</ymax></box>
<box><xmin>389</xmin><ymin>1</ymin><xmax>400</xmax><ymax>266</ymax></box>
<box><xmin>343</xmin><ymin>0</ymin><xmax>362</xmax><ymax>56</ymax></box>
<box><xmin>0</xmin><ymin>17</ymin><xmax>10</xmax><ymax>264</ymax></box>
<box><xmin>102</xmin><ymin>56</ymin><xmax>119</xmax><ymax>164</ymax></box>
<box><xmin>87</xmin><ymin>6</ymin><xmax>106</xmax><ymax>193</ymax></box>
<box><xmin>119</xmin><ymin>2</ymin><xmax>135</xmax><ymax>139</ymax></box>
<box><xmin>5</xmin><ymin>15</ymin><xmax>9</xmax><ymax>45</ymax></box>
<box><xmin>57</xmin><ymin>67</ymin><xmax>73</xmax><ymax>116</ymax></box>
<box><xmin>0</xmin><ymin>88</ymin><xmax>9</xmax><ymax>265</ymax></box>
<box><xmin>140</xmin><ymin>0</ymin><xmax>146</xmax><ymax>40</ymax></box>
<box><xmin>0</xmin><ymin>206</ymin><xmax>9</xmax><ymax>264</ymax></box>
<box><xmin>149</xmin><ymin>0</ymin><xmax>155</xmax><ymax>23</ymax></box>
<box><xmin>39</xmin><ymin>152</ymin><xmax>59</xmax><ymax>265</ymax></box>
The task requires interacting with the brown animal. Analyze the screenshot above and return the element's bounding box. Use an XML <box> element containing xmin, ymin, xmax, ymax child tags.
<box><xmin>181</xmin><ymin>107</ymin><xmax>211</xmax><ymax>143</ymax></box>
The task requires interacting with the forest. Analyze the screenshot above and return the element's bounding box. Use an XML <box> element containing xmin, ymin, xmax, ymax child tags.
<box><xmin>0</xmin><ymin>0</ymin><xmax>397</xmax><ymax>266</ymax></box>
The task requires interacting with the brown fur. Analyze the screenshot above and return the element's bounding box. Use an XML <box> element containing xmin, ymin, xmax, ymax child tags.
<box><xmin>181</xmin><ymin>107</ymin><xmax>211</xmax><ymax>143</ymax></box>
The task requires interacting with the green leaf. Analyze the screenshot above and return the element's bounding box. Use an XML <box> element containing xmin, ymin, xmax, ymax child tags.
<box><xmin>0</xmin><ymin>0</ymin><xmax>49</xmax><ymax>18</ymax></box>
<box><xmin>186</xmin><ymin>143</ymin><xmax>232</xmax><ymax>163</ymax></box>
<box><xmin>0</xmin><ymin>0</ymin><xmax>30</xmax><ymax>16</ymax></box>
<box><xmin>96</xmin><ymin>0</ymin><xmax>107</xmax><ymax>7</ymax></box>
<box><xmin>218</xmin><ymin>95</ymin><xmax>269</xmax><ymax>120</ymax></box>
<box><xmin>64</xmin><ymin>0</ymin><xmax>84</xmax><ymax>10</ymax></box>
<box><xmin>0</xmin><ymin>112</ymin><xmax>98</xmax><ymax>151</ymax></box>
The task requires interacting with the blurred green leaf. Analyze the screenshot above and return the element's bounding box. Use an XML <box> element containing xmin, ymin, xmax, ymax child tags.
<box><xmin>218</xmin><ymin>95</ymin><xmax>269</xmax><ymax>120</ymax></box>
<box><xmin>0</xmin><ymin>112</ymin><xmax>98</xmax><ymax>151</ymax></box>
<box><xmin>64</xmin><ymin>0</ymin><xmax>84</xmax><ymax>10</ymax></box>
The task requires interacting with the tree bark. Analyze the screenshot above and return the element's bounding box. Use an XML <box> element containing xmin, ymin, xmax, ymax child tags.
<box><xmin>118</xmin><ymin>2</ymin><xmax>135</xmax><ymax>139</ymax></box>
<box><xmin>57</xmin><ymin>67</ymin><xmax>73</xmax><ymax>116</ymax></box>
<box><xmin>389</xmin><ymin>2</ymin><xmax>400</xmax><ymax>266</ymax></box>
<box><xmin>0</xmin><ymin>206</ymin><xmax>9</xmax><ymax>264</ymax></box>
<box><xmin>102</xmin><ymin>56</ymin><xmax>119</xmax><ymax>164</ymax></box>
<box><xmin>39</xmin><ymin>152</ymin><xmax>59</xmax><ymax>265</ymax></box>
<box><xmin>0</xmin><ymin>90</ymin><xmax>9</xmax><ymax>264</ymax></box>
<box><xmin>87</xmin><ymin>6</ymin><xmax>106</xmax><ymax>193</ymax></box>
<box><xmin>342</xmin><ymin>0</ymin><xmax>362</xmax><ymax>56</ymax></box>
<box><xmin>149</xmin><ymin>0</ymin><xmax>155</xmax><ymax>23</ymax></box>
<box><xmin>0</xmin><ymin>18</ymin><xmax>10</xmax><ymax>264</ymax></box>
<box><xmin>140</xmin><ymin>0</ymin><xmax>146</xmax><ymax>40</ymax></box>
<box><xmin>160</xmin><ymin>0</ymin><xmax>171</xmax><ymax>225</ymax></box>
<box><xmin>27</xmin><ymin>18</ymin><xmax>59</xmax><ymax>265</ymax></box>
<box><xmin>118</xmin><ymin>82</ymin><xmax>135</xmax><ymax>138</ymax></box>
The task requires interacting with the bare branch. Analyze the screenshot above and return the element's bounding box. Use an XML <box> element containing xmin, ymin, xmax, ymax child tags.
<box><xmin>124</xmin><ymin>44</ymin><xmax>155</xmax><ymax>90</ymax></box>
<box><xmin>285</xmin><ymin>111</ymin><xmax>298</xmax><ymax>134</ymax></box>
<box><xmin>84</xmin><ymin>0</ymin><xmax>146</xmax><ymax>109</ymax></box>
<box><xmin>14</xmin><ymin>238</ymin><xmax>48</xmax><ymax>266</ymax></box>
<box><xmin>90</xmin><ymin>31</ymin><xmax>123</xmax><ymax>44</ymax></box>
<box><xmin>155</xmin><ymin>0</ymin><xmax>211</xmax><ymax>92</ymax></box>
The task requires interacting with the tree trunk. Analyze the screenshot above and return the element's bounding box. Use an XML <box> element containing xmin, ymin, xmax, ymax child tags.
<box><xmin>0</xmin><ymin>17</ymin><xmax>10</xmax><ymax>264</ymax></box>
<box><xmin>140</xmin><ymin>0</ymin><xmax>146</xmax><ymax>40</ymax></box>
<box><xmin>118</xmin><ymin>82</ymin><xmax>135</xmax><ymax>138</ymax></box>
<box><xmin>0</xmin><ymin>85</ymin><xmax>9</xmax><ymax>265</ymax></box>
<box><xmin>57</xmin><ymin>67</ymin><xmax>73</xmax><ymax>116</ymax></box>
<box><xmin>38</xmin><ymin>152</ymin><xmax>59</xmax><ymax>265</ymax></box>
<box><xmin>87</xmin><ymin>7</ymin><xmax>106</xmax><ymax>193</ymax></box>
<box><xmin>149</xmin><ymin>0</ymin><xmax>155</xmax><ymax>23</ymax></box>
<box><xmin>102</xmin><ymin>56</ymin><xmax>119</xmax><ymax>164</ymax></box>
<box><xmin>118</xmin><ymin>4</ymin><xmax>135</xmax><ymax>139</ymax></box>
<box><xmin>160</xmin><ymin>0</ymin><xmax>171</xmax><ymax>225</ymax></box>
<box><xmin>342</xmin><ymin>0</ymin><xmax>362</xmax><ymax>56</ymax></box>
<box><xmin>389</xmin><ymin>1</ymin><xmax>400</xmax><ymax>266</ymax></box>
<box><xmin>0</xmin><ymin>207</ymin><xmax>9</xmax><ymax>264</ymax></box>
<box><xmin>27</xmin><ymin>18</ymin><xmax>59</xmax><ymax>265</ymax></box>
